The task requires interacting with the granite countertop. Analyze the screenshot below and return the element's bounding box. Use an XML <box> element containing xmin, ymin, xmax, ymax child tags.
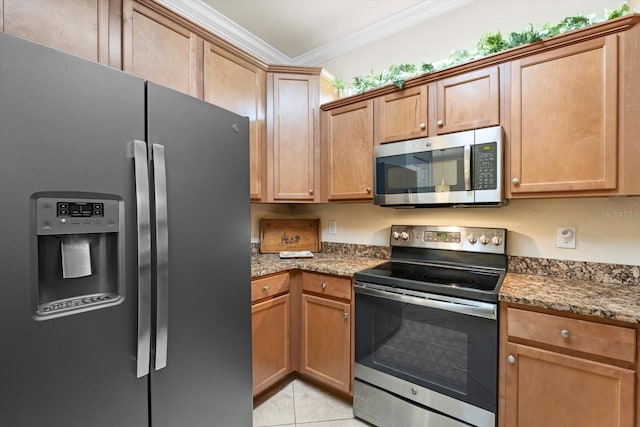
<box><xmin>251</xmin><ymin>253</ymin><xmax>640</xmax><ymax>324</ymax></box>
<box><xmin>251</xmin><ymin>253</ymin><xmax>385</xmax><ymax>279</ymax></box>
<box><xmin>500</xmin><ymin>273</ymin><xmax>640</xmax><ymax>324</ymax></box>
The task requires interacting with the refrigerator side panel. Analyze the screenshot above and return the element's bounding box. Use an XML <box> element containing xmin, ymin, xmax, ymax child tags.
<box><xmin>146</xmin><ymin>82</ymin><xmax>253</xmax><ymax>427</ymax></box>
<box><xmin>0</xmin><ymin>34</ymin><xmax>149</xmax><ymax>426</ymax></box>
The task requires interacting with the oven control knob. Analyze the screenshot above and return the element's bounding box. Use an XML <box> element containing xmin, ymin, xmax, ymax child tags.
<box><xmin>479</xmin><ymin>234</ymin><xmax>490</xmax><ymax>245</ymax></box>
<box><xmin>392</xmin><ymin>231</ymin><xmax>401</xmax><ymax>240</ymax></box>
<box><xmin>467</xmin><ymin>233</ymin><xmax>478</xmax><ymax>244</ymax></box>
<box><xmin>492</xmin><ymin>236</ymin><xmax>503</xmax><ymax>246</ymax></box>
<box><xmin>400</xmin><ymin>231</ymin><xmax>410</xmax><ymax>240</ymax></box>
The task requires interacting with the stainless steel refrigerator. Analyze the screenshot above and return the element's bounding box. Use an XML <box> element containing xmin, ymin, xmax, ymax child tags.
<box><xmin>0</xmin><ymin>33</ymin><xmax>253</xmax><ymax>426</ymax></box>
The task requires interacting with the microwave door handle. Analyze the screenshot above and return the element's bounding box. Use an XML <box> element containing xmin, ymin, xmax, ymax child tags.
<box><xmin>464</xmin><ymin>144</ymin><xmax>472</xmax><ymax>191</ymax></box>
<box><xmin>133</xmin><ymin>140</ymin><xmax>152</xmax><ymax>378</ymax></box>
<box><xmin>152</xmin><ymin>143</ymin><xmax>169</xmax><ymax>371</ymax></box>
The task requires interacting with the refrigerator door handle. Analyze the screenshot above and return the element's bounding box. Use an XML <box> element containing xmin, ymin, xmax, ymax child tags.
<box><xmin>133</xmin><ymin>140</ymin><xmax>152</xmax><ymax>378</ymax></box>
<box><xmin>152</xmin><ymin>143</ymin><xmax>169</xmax><ymax>371</ymax></box>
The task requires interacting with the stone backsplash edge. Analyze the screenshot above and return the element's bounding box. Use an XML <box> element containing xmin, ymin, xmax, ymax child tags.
<box><xmin>251</xmin><ymin>242</ymin><xmax>639</xmax><ymax>286</ymax></box>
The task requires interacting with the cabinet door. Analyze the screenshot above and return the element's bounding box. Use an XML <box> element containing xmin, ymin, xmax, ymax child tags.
<box><xmin>2</xmin><ymin>0</ymin><xmax>120</xmax><ymax>67</ymax></box>
<box><xmin>435</xmin><ymin>66</ymin><xmax>499</xmax><ymax>134</ymax></box>
<box><xmin>204</xmin><ymin>43</ymin><xmax>265</xmax><ymax>201</ymax></box>
<box><xmin>322</xmin><ymin>100</ymin><xmax>374</xmax><ymax>201</ymax></box>
<box><xmin>267</xmin><ymin>73</ymin><xmax>318</xmax><ymax>201</ymax></box>
<box><xmin>300</xmin><ymin>294</ymin><xmax>351</xmax><ymax>394</ymax></box>
<box><xmin>123</xmin><ymin>0</ymin><xmax>200</xmax><ymax>97</ymax></box>
<box><xmin>509</xmin><ymin>35</ymin><xmax>618</xmax><ymax>195</ymax></box>
<box><xmin>374</xmin><ymin>85</ymin><xmax>428</xmax><ymax>144</ymax></box>
<box><xmin>504</xmin><ymin>343</ymin><xmax>635</xmax><ymax>427</ymax></box>
<box><xmin>252</xmin><ymin>294</ymin><xmax>291</xmax><ymax>396</ymax></box>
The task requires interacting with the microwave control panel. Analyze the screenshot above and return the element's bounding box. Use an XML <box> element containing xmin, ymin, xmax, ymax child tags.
<box><xmin>473</xmin><ymin>142</ymin><xmax>497</xmax><ymax>190</ymax></box>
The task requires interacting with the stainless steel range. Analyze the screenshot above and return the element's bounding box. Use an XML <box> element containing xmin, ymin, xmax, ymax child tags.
<box><xmin>353</xmin><ymin>225</ymin><xmax>507</xmax><ymax>427</ymax></box>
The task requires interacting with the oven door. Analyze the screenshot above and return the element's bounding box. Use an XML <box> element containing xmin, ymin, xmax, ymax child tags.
<box><xmin>354</xmin><ymin>282</ymin><xmax>497</xmax><ymax>427</ymax></box>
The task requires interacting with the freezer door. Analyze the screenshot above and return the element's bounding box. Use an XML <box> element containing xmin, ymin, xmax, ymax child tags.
<box><xmin>146</xmin><ymin>83</ymin><xmax>253</xmax><ymax>427</ymax></box>
<box><xmin>0</xmin><ymin>34</ymin><xmax>149</xmax><ymax>426</ymax></box>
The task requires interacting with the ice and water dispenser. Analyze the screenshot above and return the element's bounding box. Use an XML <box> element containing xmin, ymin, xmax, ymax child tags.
<box><xmin>33</xmin><ymin>193</ymin><xmax>125</xmax><ymax>319</ymax></box>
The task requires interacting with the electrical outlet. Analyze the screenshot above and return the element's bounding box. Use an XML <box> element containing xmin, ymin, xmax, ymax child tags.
<box><xmin>328</xmin><ymin>220</ymin><xmax>337</xmax><ymax>235</ymax></box>
<box><xmin>557</xmin><ymin>226</ymin><xmax>576</xmax><ymax>249</ymax></box>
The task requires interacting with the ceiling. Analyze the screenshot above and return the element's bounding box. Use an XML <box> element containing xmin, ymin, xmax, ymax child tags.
<box><xmin>156</xmin><ymin>0</ymin><xmax>472</xmax><ymax>66</ymax></box>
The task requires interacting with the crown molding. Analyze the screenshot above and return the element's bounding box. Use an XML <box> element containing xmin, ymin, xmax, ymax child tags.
<box><xmin>291</xmin><ymin>0</ymin><xmax>474</xmax><ymax>66</ymax></box>
<box><xmin>156</xmin><ymin>0</ymin><xmax>473</xmax><ymax>67</ymax></box>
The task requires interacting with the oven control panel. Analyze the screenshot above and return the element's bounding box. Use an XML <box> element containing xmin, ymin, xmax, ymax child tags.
<box><xmin>390</xmin><ymin>225</ymin><xmax>506</xmax><ymax>254</ymax></box>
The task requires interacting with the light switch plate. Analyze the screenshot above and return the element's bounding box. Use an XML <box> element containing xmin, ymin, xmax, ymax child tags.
<box><xmin>328</xmin><ymin>220</ymin><xmax>337</xmax><ymax>235</ymax></box>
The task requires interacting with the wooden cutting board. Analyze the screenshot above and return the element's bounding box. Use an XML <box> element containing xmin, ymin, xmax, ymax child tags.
<box><xmin>260</xmin><ymin>218</ymin><xmax>321</xmax><ymax>253</ymax></box>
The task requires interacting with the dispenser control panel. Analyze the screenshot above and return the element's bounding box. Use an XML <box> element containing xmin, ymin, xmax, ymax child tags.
<box><xmin>36</xmin><ymin>197</ymin><xmax>121</xmax><ymax>235</ymax></box>
<box><xmin>57</xmin><ymin>202</ymin><xmax>104</xmax><ymax>217</ymax></box>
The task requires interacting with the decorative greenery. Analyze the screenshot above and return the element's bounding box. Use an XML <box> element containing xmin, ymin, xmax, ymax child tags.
<box><xmin>333</xmin><ymin>2</ymin><xmax>632</xmax><ymax>96</ymax></box>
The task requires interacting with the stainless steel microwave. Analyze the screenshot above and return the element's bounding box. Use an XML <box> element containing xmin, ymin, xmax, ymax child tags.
<box><xmin>374</xmin><ymin>126</ymin><xmax>504</xmax><ymax>207</ymax></box>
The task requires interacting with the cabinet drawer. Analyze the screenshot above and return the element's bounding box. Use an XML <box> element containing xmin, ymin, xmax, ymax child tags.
<box><xmin>507</xmin><ymin>308</ymin><xmax>636</xmax><ymax>363</ymax></box>
<box><xmin>251</xmin><ymin>273</ymin><xmax>290</xmax><ymax>302</ymax></box>
<box><xmin>302</xmin><ymin>272</ymin><xmax>351</xmax><ymax>301</ymax></box>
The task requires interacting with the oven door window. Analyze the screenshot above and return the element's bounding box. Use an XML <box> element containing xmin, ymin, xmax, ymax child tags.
<box><xmin>355</xmin><ymin>293</ymin><xmax>497</xmax><ymax>412</ymax></box>
<box><xmin>375</xmin><ymin>148</ymin><xmax>465</xmax><ymax>195</ymax></box>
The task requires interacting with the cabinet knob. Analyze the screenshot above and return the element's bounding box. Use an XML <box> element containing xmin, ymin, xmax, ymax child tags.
<box><xmin>507</xmin><ymin>355</ymin><xmax>516</xmax><ymax>364</ymax></box>
<box><xmin>419</xmin><ymin>123</ymin><xmax>426</xmax><ymax>130</ymax></box>
<box><xmin>308</xmin><ymin>188</ymin><xmax>314</xmax><ymax>195</ymax></box>
<box><xmin>321</xmin><ymin>282</ymin><xmax>327</xmax><ymax>289</ymax></box>
<box><xmin>262</xmin><ymin>285</ymin><xmax>269</xmax><ymax>292</ymax></box>
<box><xmin>343</xmin><ymin>312</ymin><xmax>349</xmax><ymax>319</ymax></box>
<box><xmin>560</xmin><ymin>329</ymin><xmax>571</xmax><ymax>339</ymax></box>
<box><xmin>512</xmin><ymin>177</ymin><xmax>520</xmax><ymax>185</ymax></box>
<box><xmin>437</xmin><ymin>120</ymin><xmax>444</xmax><ymax>127</ymax></box>
<box><xmin>366</xmin><ymin>187</ymin><xmax>371</xmax><ymax>193</ymax></box>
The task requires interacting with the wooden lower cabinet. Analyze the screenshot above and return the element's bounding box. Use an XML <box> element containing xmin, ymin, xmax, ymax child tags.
<box><xmin>500</xmin><ymin>304</ymin><xmax>638</xmax><ymax>427</ymax></box>
<box><xmin>252</xmin><ymin>294</ymin><xmax>290</xmax><ymax>396</ymax></box>
<box><xmin>300</xmin><ymin>293</ymin><xmax>351</xmax><ymax>394</ymax></box>
<box><xmin>251</xmin><ymin>273</ymin><xmax>291</xmax><ymax>396</ymax></box>
<box><xmin>251</xmin><ymin>271</ymin><xmax>354</xmax><ymax>398</ymax></box>
<box><xmin>504</xmin><ymin>342</ymin><xmax>635</xmax><ymax>427</ymax></box>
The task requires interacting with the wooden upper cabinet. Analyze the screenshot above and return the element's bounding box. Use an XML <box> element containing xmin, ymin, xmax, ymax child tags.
<box><xmin>322</xmin><ymin>100</ymin><xmax>374</xmax><ymax>201</ymax></box>
<box><xmin>434</xmin><ymin>66</ymin><xmax>500</xmax><ymax>134</ymax></box>
<box><xmin>267</xmin><ymin>72</ymin><xmax>319</xmax><ymax>202</ymax></box>
<box><xmin>122</xmin><ymin>0</ymin><xmax>201</xmax><ymax>97</ymax></box>
<box><xmin>1</xmin><ymin>0</ymin><xmax>121</xmax><ymax>67</ymax></box>
<box><xmin>374</xmin><ymin>85</ymin><xmax>428</xmax><ymax>144</ymax></box>
<box><xmin>509</xmin><ymin>35</ymin><xmax>618</xmax><ymax>196</ymax></box>
<box><xmin>204</xmin><ymin>43</ymin><xmax>266</xmax><ymax>201</ymax></box>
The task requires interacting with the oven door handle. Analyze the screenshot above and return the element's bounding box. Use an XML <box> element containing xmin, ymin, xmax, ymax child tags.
<box><xmin>354</xmin><ymin>282</ymin><xmax>497</xmax><ymax>320</ymax></box>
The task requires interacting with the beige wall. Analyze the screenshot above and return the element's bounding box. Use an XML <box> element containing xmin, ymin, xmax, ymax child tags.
<box><xmin>290</xmin><ymin>198</ymin><xmax>640</xmax><ymax>265</ymax></box>
<box><xmin>321</xmin><ymin>0</ymin><xmax>625</xmax><ymax>83</ymax></box>
<box><xmin>252</xmin><ymin>197</ymin><xmax>640</xmax><ymax>265</ymax></box>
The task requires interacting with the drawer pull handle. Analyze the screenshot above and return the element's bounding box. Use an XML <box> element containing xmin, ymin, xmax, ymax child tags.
<box><xmin>560</xmin><ymin>329</ymin><xmax>571</xmax><ymax>339</ymax></box>
<box><xmin>321</xmin><ymin>282</ymin><xmax>327</xmax><ymax>290</ymax></box>
<box><xmin>507</xmin><ymin>355</ymin><xmax>516</xmax><ymax>364</ymax></box>
<box><xmin>343</xmin><ymin>312</ymin><xmax>349</xmax><ymax>319</ymax></box>
<box><xmin>262</xmin><ymin>286</ymin><xmax>269</xmax><ymax>292</ymax></box>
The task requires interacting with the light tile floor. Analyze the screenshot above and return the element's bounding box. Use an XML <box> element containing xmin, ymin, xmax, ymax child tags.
<box><xmin>253</xmin><ymin>379</ymin><xmax>371</xmax><ymax>427</ymax></box>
